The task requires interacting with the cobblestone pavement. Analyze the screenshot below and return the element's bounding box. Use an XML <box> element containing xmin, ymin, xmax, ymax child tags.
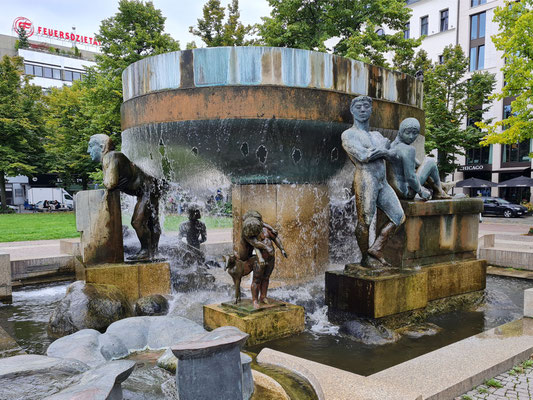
<box><xmin>456</xmin><ymin>360</ymin><xmax>533</xmax><ymax>399</ymax></box>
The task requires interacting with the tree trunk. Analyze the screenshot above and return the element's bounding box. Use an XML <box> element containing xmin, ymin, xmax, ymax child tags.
<box><xmin>0</xmin><ymin>170</ymin><xmax>7</xmax><ymax>211</ymax></box>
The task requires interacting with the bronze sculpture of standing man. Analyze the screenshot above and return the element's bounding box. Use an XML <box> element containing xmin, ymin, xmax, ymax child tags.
<box><xmin>341</xmin><ymin>96</ymin><xmax>405</xmax><ymax>268</ymax></box>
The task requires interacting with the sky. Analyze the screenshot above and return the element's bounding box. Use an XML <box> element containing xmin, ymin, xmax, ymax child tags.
<box><xmin>0</xmin><ymin>0</ymin><xmax>272</xmax><ymax>50</ymax></box>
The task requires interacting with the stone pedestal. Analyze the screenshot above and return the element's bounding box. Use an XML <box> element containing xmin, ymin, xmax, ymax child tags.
<box><xmin>75</xmin><ymin>190</ymin><xmax>124</xmax><ymax>265</ymax></box>
<box><xmin>377</xmin><ymin>198</ymin><xmax>483</xmax><ymax>267</ymax></box>
<box><xmin>171</xmin><ymin>327</ymin><xmax>250</xmax><ymax>400</ymax></box>
<box><xmin>326</xmin><ymin>259</ymin><xmax>486</xmax><ymax>318</ymax></box>
<box><xmin>80</xmin><ymin>262</ymin><xmax>171</xmax><ymax>303</ymax></box>
<box><xmin>0</xmin><ymin>253</ymin><xmax>11</xmax><ymax>303</ymax></box>
<box><xmin>203</xmin><ymin>299</ymin><xmax>305</xmax><ymax>345</ymax></box>
<box><xmin>326</xmin><ymin>198</ymin><xmax>487</xmax><ymax>319</ymax></box>
<box><xmin>232</xmin><ymin>184</ymin><xmax>329</xmax><ymax>280</ymax></box>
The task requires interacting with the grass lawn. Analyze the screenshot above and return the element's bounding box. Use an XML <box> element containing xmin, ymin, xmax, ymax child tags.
<box><xmin>0</xmin><ymin>212</ymin><xmax>232</xmax><ymax>242</ymax></box>
<box><xmin>0</xmin><ymin>212</ymin><xmax>79</xmax><ymax>242</ymax></box>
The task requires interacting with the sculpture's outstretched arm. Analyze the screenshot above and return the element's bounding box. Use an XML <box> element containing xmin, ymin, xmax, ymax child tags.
<box><xmin>402</xmin><ymin>148</ymin><xmax>422</xmax><ymax>195</ymax></box>
<box><xmin>342</xmin><ymin>132</ymin><xmax>372</xmax><ymax>163</ymax></box>
<box><xmin>103</xmin><ymin>157</ymin><xmax>120</xmax><ymax>190</ymax></box>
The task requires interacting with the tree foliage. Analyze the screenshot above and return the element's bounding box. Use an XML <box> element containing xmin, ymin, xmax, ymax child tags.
<box><xmin>190</xmin><ymin>0</ymin><xmax>254</xmax><ymax>46</ymax></box>
<box><xmin>422</xmin><ymin>45</ymin><xmax>495</xmax><ymax>176</ymax></box>
<box><xmin>257</xmin><ymin>0</ymin><xmax>420</xmax><ymax>67</ymax></box>
<box><xmin>478</xmin><ymin>0</ymin><xmax>533</xmax><ymax>144</ymax></box>
<box><xmin>96</xmin><ymin>0</ymin><xmax>180</xmax><ymax>74</ymax></box>
<box><xmin>43</xmin><ymin>0</ymin><xmax>180</xmax><ymax>185</ymax></box>
<box><xmin>0</xmin><ymin>56</ymin><xmax>45</xmax><ymax>209</ymax></box>
<box><xmin>16</xmin><ymin>27</ymin><xmax>30</xmax><ymax>49</ymax></box>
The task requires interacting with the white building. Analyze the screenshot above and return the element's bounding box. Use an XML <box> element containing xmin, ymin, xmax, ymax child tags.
<box><xmin>1</xmin><ymin>17</ymin><xmax>99</xmax><ymax>206</ymax></box>
<box><xmin>393</xmin><ymin>0</ymin><xmax>532</xmax><ymax>203</ymax></box>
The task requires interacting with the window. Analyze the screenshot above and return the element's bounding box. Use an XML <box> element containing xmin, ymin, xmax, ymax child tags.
<box><xmin>438</xmin><ymin>54</ymin><xmax>444</xmax><ymax>64</ymax></box>
<box><xmin>63</xmin><ymin>70</ymin><xmax>73</xmax><ymax>82</ymax></box>
<box><xmin>471</xmin><ymin>12</ymin><xmax>486</xmax><ymax>40</ymax></box>
<box><xmin>33</xmin><ymin>65</ymin><xmax>43</xmax><ymax>77</ymax></box>
<box><xmin>376</xmin><ymin>28</ymin><xmax>385</xmax><ymax>36</ymax></box>
<box><xmin>420</xmin><ymin>16</ymin><xmax>428</xmax><ymax>36</ymax></box>
<box><xmin>502</xmin><ymin>140</ymin><xmax>531</xmax><ymax>163</ymax></box>
<box><xmin>24</xmin><ymin>64</ymin><xmax>33</xmax><ymax>75</ymax></box>
<box><xmin>43</xmin><ymin>67</ymin><xmax>52</xmax><ymax>79</ymax></box>
<box><xmin>440</xmin><ymin>9</ymin><xmax>449</xmax><ymax>32</ymax></box>
<box><xmin>466</xmin><ymin>146</ymin><xmax>491</xmax><ymax>165</ymax></box>
<box><xmin>53</xmin><ymin>69</ymin><xmax>61</xmax><ymax>80</ymax></box>
<box><xmin>469</xmin><ymin>45</ymin><xmax>485</xmax><ymax>71</ymax></box>
<box><xmin>72</xmin><ymin>72</ymin><xmax>82</xmax><ymax>81</ymax></box>
<box><xmin>404</xmin><ymin>22</ymin><xmax>410</xmax><ymax>39</ymax></box>
<box><xmin>471</xmin><ymin>0</ymin><xmax>487</xmax><ymax>7</ymax></box>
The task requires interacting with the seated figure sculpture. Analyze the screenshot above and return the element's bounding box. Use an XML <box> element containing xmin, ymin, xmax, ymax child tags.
<box><xmin>341</xmin><ymin>96</ymin><xmax>405</xmax><ymax>269</ymax></box>
<box><xmin>178</xmin><ymin>205</ymin><xmax>207</xmax><ymax>250</ymax></box>
<box><xmin>87</xmin><ymin>134</ymin><xmax>164</xmax><ymax>261</ymax></box>
<box><xmin>387</xmin><ymin>118</ymin><xmax>450</xmax><ymax>200</ymax></box>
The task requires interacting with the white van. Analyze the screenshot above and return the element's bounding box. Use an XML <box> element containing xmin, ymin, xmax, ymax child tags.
<box><xmin>27</xmin><ymin>188</ymin><xmax>74</xmax><ymax>209</ymax></box>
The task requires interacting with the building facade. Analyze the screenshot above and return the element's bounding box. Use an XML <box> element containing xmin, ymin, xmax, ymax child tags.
<box><xmin>397</xmin><ymin>0</ymin><xmax>532</xmax><ymax>203</ymax></box>
<box><xmin>1</xmin><ymin>17</ymin><xmax>98</xmax><ymax>206</ymax></box>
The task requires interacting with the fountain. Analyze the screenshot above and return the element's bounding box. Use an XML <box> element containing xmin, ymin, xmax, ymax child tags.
<box><xmin>0</xmin><ymin>46</ymin><xmax>527</xmax><ymax>400</ymax></box>
<box><xmin>120</xmin><ymin>46</ymin><xmax>425</xmax><ymax>281</ymax></box>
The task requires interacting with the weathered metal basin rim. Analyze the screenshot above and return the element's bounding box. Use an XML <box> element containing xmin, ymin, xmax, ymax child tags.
<box><xmin>121</xmin><ymin>46</ymin><xmax>424</xmax><ymax>184</ymax></box>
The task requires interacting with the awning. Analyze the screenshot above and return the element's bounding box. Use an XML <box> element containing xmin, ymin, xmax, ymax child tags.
<box><xmin>498</xmin><ymin>176</ymin><xmax>533</xmax><ymax>187</ymax></box>
<box><xmin>455</xmin><ymin>177</ymin><xmax>498</xmax><ymax>188</ymax></box>
<box><xmin>492</xmin><ymin>166</ymin><xmax>530</xmax><ymax>173</ymax></box>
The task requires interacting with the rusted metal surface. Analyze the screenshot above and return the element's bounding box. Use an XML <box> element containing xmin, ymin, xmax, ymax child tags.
<box><xmin>122</xmin><ymin>47</ymin><xmax>423</xmax><ymax>108</ymax></box>
<box><xmin>121</xmin><ymin>86</ymin><xmax>425</xmax><ymax>133</ymax></box>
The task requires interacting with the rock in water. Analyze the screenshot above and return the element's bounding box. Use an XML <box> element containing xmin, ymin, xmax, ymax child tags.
<box><xmin>48</xmin><ymin>281</ymin><xmax>133</xmax><ymax>339</ymax></box>
<box><xmin>339</xmin><ymin>319</ymin><xmax>400</xmax><ymax>345</ymax></box>
<box><xmin>398</xmin><ymin>323</ymin><xmax>441</xmax><ymax>339</ymax></box>
<box><xmin>134</xmin><ymin>294</ymin><xmax>169</xmax><ymax>316</ymax></box>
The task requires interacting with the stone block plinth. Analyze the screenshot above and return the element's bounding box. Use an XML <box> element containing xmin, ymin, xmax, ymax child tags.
<box><xmin>75</xmin><ymin>189</ymin><xmax>124</xmax><ymax>265</ymax></box>
<box><xmin>0</xmin><ymin>253</ymin><xmax>12</xmax><ymax>303</ymax></box>
<box><xmin>203</xmin><ymin>299</ymin><xmax>305</xmax><ymax>345</ymax></box>
<box><xmin>378</xmin><ymin>198</ymin><xmax>483</xmax><ymax>268</ymax></box>
<box><xmin>84</xmin><ymin>262</ymin><xmax>170</xmax><ymax>302</ymax></box>
<box><xmin>325</xmin><ymin>266</ymin><xmax>428</xmax><ymax>318</ymax></box>
<box><xmin>232</xmin><ymin>184</ymin><xmax>329</xmax><ymax>280</ymax></box>
<box><xmin>326</xmin><ymin>259</ymin><xmax>487</xmax><ymax>319</ymax></box>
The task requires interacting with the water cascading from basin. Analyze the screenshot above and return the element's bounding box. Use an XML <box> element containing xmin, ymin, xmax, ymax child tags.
<box><xmin>120</xmin><ymin>46</ymin><xmax>424</xmax><ymax>280</ymax></box>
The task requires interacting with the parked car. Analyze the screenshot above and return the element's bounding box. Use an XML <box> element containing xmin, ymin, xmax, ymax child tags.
<box><xmin>481</xmin><ymin>197</ymin><xmax>528</xmax><ymax>218</ymax></box>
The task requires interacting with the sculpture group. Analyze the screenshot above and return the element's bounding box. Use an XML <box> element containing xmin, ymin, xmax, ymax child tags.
<box><xmin>341</xmin><ymin>95</ymin><xmax>448</xmax><ymax>270</ymax></box>
<box><xmin>85</xmin><ymin>95</ymin><xmax>447</xmax><ymax>304</ymax></box>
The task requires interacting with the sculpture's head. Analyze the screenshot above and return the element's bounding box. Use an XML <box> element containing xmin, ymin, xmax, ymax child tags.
<box><xmin>188</xmin><ymin>204</ymin><xmax>201</xmax><ymax>221</ymax></box>
<box><xmin>242</xmin><ymin>216</ymin><xmax>262</xmax><ymax>238</ymax></box>
<box><xmin>88</xmin><ymin>134</ymin><xmax>114</xmax><ymax>162</ymax></box>
<box><xmin>242</xmin><ymin>210</ymin><xmax>262</xmax><ymax>223</ymax></box>
<box><xmin>398</xmin><ymin>118</ymin><xmax>420</xmax><ymax>145</ymax></box>
<box><xmin>350</xmin><ymin>96</ymin><xmax>373</xmax><ymax>123</ymax></box>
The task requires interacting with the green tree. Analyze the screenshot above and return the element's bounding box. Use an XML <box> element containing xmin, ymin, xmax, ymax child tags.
<box><xmin>394</xmin><ymin>48</ymin><xmax>432</xmax><ymax>76</ymax></box>
<box><xmin>190</xmin><ymin>0</ymin><xmax>254</xmax><ymax>46</ymax></box>
<box><xmin>478</xmin><ymin>0</ymin><xmax>533</xmax><ymax>144</ymax></box>
<box><xmin>43</xmin><ymin>83</ymin><xmax>95</xmax><ymax>189</ymax></box>
<box><xmin>423</xmin><ymin>45</ymin><xmax>495</xmax><ymax>176</ymax></box>
<box><xmin>0</xmin><ymin>56</ymin><xmax>45</xmax><ymax>210</ymax></box>
<box><xmin>258</xmin><ymin>0</ymin><xmax>419</xmax><ymax>67</ymax></box>
<box><xmin>43</xmin><ymin>0</ymin><xmax>180</xmax><ymax>184</ymax></box>
<box><xmin>16</xmin><ymin>27</ymin><xmax>30</xmax><ymax>49</ymax></box>
<box><xmin>96</xmin><ymin>0</ymin><xmax>180</xmax><ymax>74</ymax></box>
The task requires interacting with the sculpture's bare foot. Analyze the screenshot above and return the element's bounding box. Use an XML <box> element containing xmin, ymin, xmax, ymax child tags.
<box><xmin>433</xmin><ymin>190</ymin><xmax>452</xmax><ymax>200</ymax></box>
<box><xmin>367</xmin><ymin>249</ymin><xmax>392</xmax><ymax>268</ymax></box>
<box><xmin>361</xmin><ymin>255</ymin><xmax>385</xmax><ymax>269</ymax></box>
<box><xmin>260</xmin><ymin>297</ymin><xmax>269</xmax><ymax>305</ymax></box>
<box><xmin>253</xmin><ymin>300</ymin><xmax>260</xmax><ymax>309</ymax></box>
<box><xmin>127</xmin><ymin>250</ymin><xmax>151</xmax><ymax>261</ymax></box>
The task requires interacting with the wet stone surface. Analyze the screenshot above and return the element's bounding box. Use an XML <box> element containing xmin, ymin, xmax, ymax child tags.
<box><xmin>457</xmin><ymin>358</ymin><xmax>533</xmax><ymax>400</ymax></box>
